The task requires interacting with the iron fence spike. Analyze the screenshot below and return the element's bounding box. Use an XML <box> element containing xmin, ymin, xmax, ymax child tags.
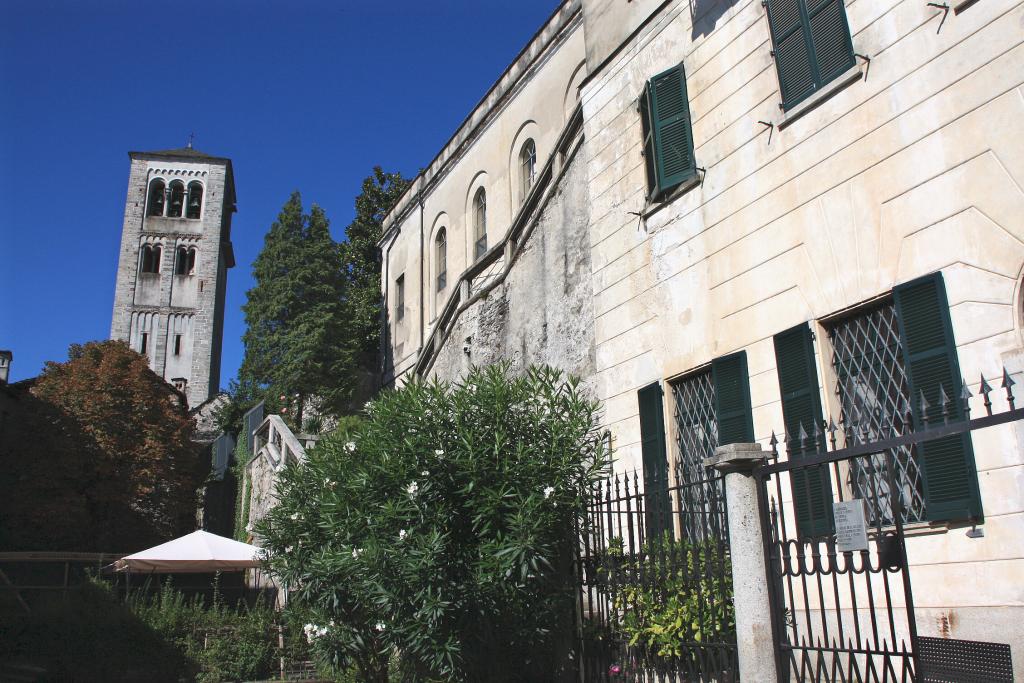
<box><xmin>1002</xmin><ymin>367</ymin><xmax>1016</xmax><ymax>389</ymax></box>
<box><xmin>919</xmin><ymin>389</ymin><xmax>930</xmax><ymax>424</ymax></box>
<box><xmin>979</xmin><ymin>373</ymin><xmax>992</xmax><ymax>395</ymax></box>
<box><xmin>959</xmin><ymin>378</ymin><xmax>972</xmax><ymax>400</ymax></box>
<box><xmin>938</xmin><ymin>383</ymin><xmax>950</xmax><ymax>408</ymax></box>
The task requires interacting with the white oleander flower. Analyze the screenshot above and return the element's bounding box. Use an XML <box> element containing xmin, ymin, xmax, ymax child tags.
<box><xmin>352</xmin><ymin>548</ymin><xmax>362</xmax><ymax>559</ymax></box>
<box><xmin>543</xmin><ymin>486</ymin><xmax>555</xmax><ymax>499</ymax></box>
<box><xmin>375</xmin><ymin>622</ymin><xmax>386</xmax><ymax>632</ymax></box>
<box><xmin>407</xmin><ymin>481</ymin><xmax>419</xmax><ymax>496</ymax></box>
<box><xmin>345</xmin><ymin>441</ymin><xmax>356</xmax><ymax>452</ymax></box>
<box><xmin>399</xmin><ymin>529</ymin><xmax>408</xmax><ymax>540</ymax></box>
<box><xmin>290</xmin><ymin>512</ymin><xmax>299</xmax><ymax>520</ymax></box>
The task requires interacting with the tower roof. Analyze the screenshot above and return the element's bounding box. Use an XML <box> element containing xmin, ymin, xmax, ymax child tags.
<box><xmin>129</xmin><ymin>147</ymin><xmax>231</xmax><ymax>163</ymax></box>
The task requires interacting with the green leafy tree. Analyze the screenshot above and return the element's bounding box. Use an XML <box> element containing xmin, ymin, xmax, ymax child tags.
<box><xmin>235</xmin><ymin>193</ymin><xmax>349</xmax><ymax>428</ymax></box>
<box><xmin>258</xmin><ymin>364</ymin><xmax>609</xmax><ymax>682</ymax></box>
<box><xmin>341</xmin><ymin>167</ymin><xmax>410</xmax><ymax>356</ymax></box>
<box><xmin>0</xmin><ymin>341</ymin><xmax>201</xmax><ymax>551</ymax></box>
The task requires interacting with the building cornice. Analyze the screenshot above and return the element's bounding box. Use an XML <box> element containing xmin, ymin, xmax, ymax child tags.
<box><xmin>378</xmin><ymin>0</ymin><xmax>583</xmax><ymax>248</ymax></box>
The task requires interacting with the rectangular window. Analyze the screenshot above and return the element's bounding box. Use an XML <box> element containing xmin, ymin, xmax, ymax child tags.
<box><xmin>764</xmin><ymin>0</ymin><xmax>856</xmax><ymax>111</ymax></box>
<box><xmin>780</xmin><ymin>273</ymin><xmax>983</xmax><ymax>529</ymax></box>
<box><xmin>639</xmin><ymin>63</ymin><xmax>697</xmax><ymax>200</ymax></box>
<box><xmin>140</xmin><ymin>333</ymin><xmax>148</xmax><ymax>355</ymax></box>
<box><xmin>174</xmin><ymin>334</ymin><xmax>182</xmax><ymax>356</ymax></box>
<box><xmin>395</xmin><ymin>275</ymin><xmax>405</xmax><ymax>322</ymax></box>
<box><xmin>669</xmin><ymin>368</ymin><xmax>727</xmax><ymax>542</ymax></box>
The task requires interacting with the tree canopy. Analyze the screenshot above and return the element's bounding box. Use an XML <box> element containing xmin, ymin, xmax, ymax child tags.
<box><xmin>0</xmin><ymin>340</ymin><xmax>201</xmax><ymax>551</ymax></box>
<box><xmin>224</xmin><ymin>169</ymin><xmax>408</xmax><ymax>434</ymax></box>
<box><xmin>235</xmin><ymin>192</ymin><xmax>349</xmax><ymax>427</ymax></box>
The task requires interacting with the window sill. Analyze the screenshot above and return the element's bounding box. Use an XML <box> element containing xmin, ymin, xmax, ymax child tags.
<box><xmin>642</xmin><ymin>173</ymin><xmax>702</xmax><ymax>221</ymax></box>
<box><xmin>778</xmin><ymin>66</ymin><xmax>863</xmax><ymax>131</ymax></box>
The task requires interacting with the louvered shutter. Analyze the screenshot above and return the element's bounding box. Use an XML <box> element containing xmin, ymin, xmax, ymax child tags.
<box><xmin>774</xmin><ymin>324</ymin><xmax>834</xmax><ymax>537</ymax></box>
<box><xmin>712</xmin><ymin>352</ymin><xmax>755</xmax><ymax>446</ymax></box>
<box><xmin>638</xmin><ymin>382</ymin><xmax>673</xmax><ymax>541</ymax></box>
<box><xmin>639</xmin><ymin>83</ymin><xmax>660</xmax><ymax>199</ymax></box>
<box><xmin>894</xmin><ymin>273</ymin><xmax>983</xmax><ymax>522</ymax></box>
<box><xmin>649</xmin><ymin>64</ymin><xmax>697</xmax><ymax>195</ymax></box>
<box><xmin>806</xmin><ymin>0</ymin><xmax>856</xmax><ymax>86</ymax></box>
<box><xmin>765</xmin><ymin>0</ymin><xmax>855</xmax><ymax>111</ymax></box>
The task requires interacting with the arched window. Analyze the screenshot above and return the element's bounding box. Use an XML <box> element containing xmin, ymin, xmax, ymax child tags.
<box><xmin>435</xmin><ymin>228</ymin><xmax>447</xmax><ymax>292</ymax></box>
<box><xmin>140</xmin><ymin>244</ymin><xmax>162</xmax><ymax>274</ymax></box>
<box><xmin>473</xmin><ymin>188</ymin><xmax>487</xmax><ymax>259</ymax></box>
<box><xmin>519</xmin><ymin>139</ymin><xmax>537</xmax><ymax>204</ymax></box>
<box><xmin>186</xmin><ymin>182</ymin><xmax>203</xmax><ymax>219</ymax></box>
<box><xmin>147</xmin><ymin>180</ymin><xmax>166</xmax><ymax>217</ymax></box>
<box><xmin>175</xmin><ymin>246</ymin><xmax>196</xmax><ymax>275</ymax></box>
<box><xmin>167</xmin><ymin>180</ymin><xmax>185</xmax><ymax>218</ymax></box>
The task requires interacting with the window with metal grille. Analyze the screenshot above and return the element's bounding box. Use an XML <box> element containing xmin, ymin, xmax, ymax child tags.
<box><xmin>827</xmin><ymin>299</ymin><xmax>926</xmax><ymax>524</ymax></box>
<box><xmin>669</xmin><ymin>369</ymin><xmax>726</xmax><ymax>542</ymax></box>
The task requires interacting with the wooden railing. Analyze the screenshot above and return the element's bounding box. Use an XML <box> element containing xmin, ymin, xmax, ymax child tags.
<box><xmin>412</xmin><ymin>104</ymin><xmax>585</xmax><ymax>378</ymax></box>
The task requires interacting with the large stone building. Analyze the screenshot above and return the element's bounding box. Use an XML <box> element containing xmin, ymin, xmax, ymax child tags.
<box><xmin>110</xmin><ymin>146</ymin><xmax>236</xmax><ymax>407</ymax></box>
<box><xmin>380</xmin><ymin>0</ymin><xmax>1024</xmax><ymax>677</ymax></box>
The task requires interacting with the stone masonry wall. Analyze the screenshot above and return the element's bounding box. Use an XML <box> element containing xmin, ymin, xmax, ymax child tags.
<box><xmin>429</xmin><ymin>149</ymin><xmax>596</xmax><ymax>389</ymax></box>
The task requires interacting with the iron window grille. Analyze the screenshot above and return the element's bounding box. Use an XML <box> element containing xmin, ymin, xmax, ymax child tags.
<box><xmin>670</xmin><ymin>368</ymin><xmax>727</xmax><ymax>541</ymax></box>
<box><xmin>826</xmin><ymin>299</ymin><xmax>926</xmax><ymax>524</ymax></box>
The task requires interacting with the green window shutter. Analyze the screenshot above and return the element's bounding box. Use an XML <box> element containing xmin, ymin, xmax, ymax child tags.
<box><xmin>649</xmin><ymin>64</ymin><xmax>696</xmax><ymax>196</ymax></box>
<box><xmin>774</xmin><ymin>324</ymin><xmax>834</xmax><ymax>537</ymax></box>
<box><xmin>712</xmin><ymin>352</ymin><xmax>754</xmax><ymax>446</ymax></box>
<box><xmin>765</xmin><ymin>0</ymin><xmax>855</xmax><ymax>111</ymax></box>
<box><xmin>807</xmin><ymin>0</ymin><xmax>856</xmax><ymax>85</ymax></box>
<box><xmin>894</xmin><ymin>273</ymin><xmax>983</xmax><ymax>522</ymax></box>
<box><xmin>639</xmin><ymin>83</ymin><xmax>660</xmax><ymax>199</ymax></box>
<box><xmin>638</xmin><ymin>382</ymin><xmax>673</xmax><ymax>541</ymax></box>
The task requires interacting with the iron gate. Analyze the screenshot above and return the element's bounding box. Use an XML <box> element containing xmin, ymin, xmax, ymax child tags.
<box><xmin>755</xmin><ymin>371</ymin><xmax>1023</xmax><ymax>682</ymax></box>
<box><xmin>576</xmin><ymin>369</ymin><xmax>738</xmax><ymax>682</ymax></box>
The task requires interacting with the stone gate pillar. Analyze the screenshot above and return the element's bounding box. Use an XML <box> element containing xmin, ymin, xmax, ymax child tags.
<box><xmin>705</xmin><ymin>442</ymin><xmax>778</xmax><ymax>682</ymax></box>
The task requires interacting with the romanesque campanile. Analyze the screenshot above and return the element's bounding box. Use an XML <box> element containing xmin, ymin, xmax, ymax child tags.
<box><xmin>110</xmin><ymin>146</ymin><xmax>235</xmax><ymax>407</ymax></box>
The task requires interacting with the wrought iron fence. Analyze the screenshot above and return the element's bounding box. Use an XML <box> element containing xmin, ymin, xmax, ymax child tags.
<box><xmin>576</xmin><ymin>466</ymin><xmax>738</xmax><ymax>682</ymax></box>
<box><xmin>757</xmin><ymin>370</ymin><xmax>1023</xmax><ymax>682</ymax></box>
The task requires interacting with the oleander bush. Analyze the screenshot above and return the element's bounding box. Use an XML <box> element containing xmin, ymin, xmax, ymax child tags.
<box><xmin>258</xmin><ymin>363</ymin><xmax>609</xmax><ymax>682</ymax></box>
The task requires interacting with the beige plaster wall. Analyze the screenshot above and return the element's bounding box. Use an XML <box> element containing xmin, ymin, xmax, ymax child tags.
<box><xmin>578</xmin><ymin>0</ymin><xmax>1024</xmax><ymax>668</ymax></box>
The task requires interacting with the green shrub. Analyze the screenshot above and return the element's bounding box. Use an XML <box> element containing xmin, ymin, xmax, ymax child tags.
<box><xmin>258</xmin><ymin>364</ymin><xmax>609</xmax><ymax>682</ymax></box>
<box><xmin>605</xmin><ymin>535</ymin><xmax>735</xmax><ymax>662</ymax></box>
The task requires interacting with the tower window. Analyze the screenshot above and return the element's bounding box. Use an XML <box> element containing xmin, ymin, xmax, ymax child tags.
<box><xmin>519</xmin><ymin>139</ymin><xmax>536</xmax><ymax>205</ymax></box>
<box><xmin>186</xmin><ymin>182</ymin><xmax>203</xmax><ymax>219</ymax></box>
<box><xmin>473</xmin><ymin>188</ymin><xmax>487</xmax><ymax>259</ymax></box>
<box><xmin>147</xmin><ymin>180</ymin><xmax>166</xmax><ymax>217</ymax></box>
<box><xmin>175</xmin><ymin>246</ymin><xmax>197</xmax><ymax>275</ymax></box>
<box><xmin>140</xmin><ymin>244</ymin><xmax>162</xmax><ymax>274</ymax></box>
<box><xmin>174</xmin><ymin>334</ymin><xmax>182</xmax><ymax>355</ymax></box>
<box><xmin>167</xmin><ymin>181</ymin><xmax>185</xmax><ymax>218</ymax></box>
<box><xmin>140</xmin><ymin>333</ymin><xmax>148</xmax><ymax>354</ymax></box>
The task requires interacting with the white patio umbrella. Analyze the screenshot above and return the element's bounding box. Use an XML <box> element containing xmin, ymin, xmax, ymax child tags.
<box><xmin>114</xmin><ymin>529</ymin><xmax>263</xmax><ymax>573</ymax></box>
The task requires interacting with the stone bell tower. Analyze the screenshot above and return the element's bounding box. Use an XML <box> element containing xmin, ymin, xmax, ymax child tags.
<box><xmin>110</xmin><ymin>145</ymin><xmax>236</xmax><ymax>407</ymax></box>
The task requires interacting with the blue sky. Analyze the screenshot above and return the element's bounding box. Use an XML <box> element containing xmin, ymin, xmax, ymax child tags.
<box><xmin>0</xmin><ymin>0</ymin><xmax>559</xmax><ymax>385</ymax></box>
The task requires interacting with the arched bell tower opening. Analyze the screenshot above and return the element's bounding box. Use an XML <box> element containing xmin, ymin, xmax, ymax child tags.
<box><xmin>110</xmin><ymin>146</ymin><xmax>236</xmax><ymax>407</ymax></box>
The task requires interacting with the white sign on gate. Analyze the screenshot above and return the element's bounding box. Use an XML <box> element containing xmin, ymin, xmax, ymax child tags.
<box><xmin>833</xmin><ymin>499</ymin><xmax>869</xmax><ymax>552</ymax></box>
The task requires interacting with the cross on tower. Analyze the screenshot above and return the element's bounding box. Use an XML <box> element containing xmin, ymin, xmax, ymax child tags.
<box><xmin>187</xmin><ymin>132</ymin><xmax>195</xmax><ymax>149</ymax></box>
